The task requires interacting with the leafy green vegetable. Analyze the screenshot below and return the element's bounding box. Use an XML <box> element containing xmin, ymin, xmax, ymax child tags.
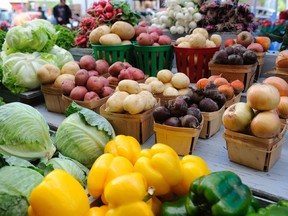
<box><xmin>56</xmin><ymin>102</ymin><xmax>115</xmax><ymax>168</ymax></box>
<box><xmin>1</xmin><ymin>51</ymin><xmax>57</xmax><ymax>94</ymax></box>
<box><xmin>0</xmin><ymin>166</ymin><xmax>44</xmax><ymax>215</ymax></box>
<box><xmin>54</xmin><ymin>25</ymin><xmax>76</xmax><ymax>50</ymax></box>
<box><xmin>0</xmin><ymin>102</ymin><xmax>56</xmax><ymax>160</ymax></box>
<box><xmin>111</xmin><ymin>1</ymin><xmax>141</xmax><ymax>26</ymax></box>
<box><xmin>0</xmin><ymin>97</ymin><xmax>4</xmax><ymax>106</ymax></box>
<box><xmin>0</xmin><ymin>29</ymin><xmax>6</xmax><ymax>51</ymax></box>
<box><xmin>4</xmin><ymin>19</ymin><xmax>57</xmax><ymax>55</ymax></box>
<box><xmin>48</xmin><ymin>45</ymin><xmax>74</xmax><ymax>69</ymax></box>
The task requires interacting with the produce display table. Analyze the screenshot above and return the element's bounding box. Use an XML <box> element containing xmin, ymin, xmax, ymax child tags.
<box><xmin>34</xmin><ymin>103</ymin><xmax>288</xmax><ymax>202</ymax></box>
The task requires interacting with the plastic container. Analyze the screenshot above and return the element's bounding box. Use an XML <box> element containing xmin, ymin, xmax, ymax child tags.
<box><xmin>92</xmin><ymin>44</ymin><xmax>134</xmax><ymax>65</ymax></box>
<box><xmin>174</xmin><ymin>45</ymin><xmax>220</xmax><ymax>83</ymax></box>
<box><xmin>154</xmin><ymin>120</ymin><xmax>203</xmax><ymax>156</ymax></box>
<box><xmin>133</xmin><ymin>44</ymin><xmax>174</xmax><ymax>77</ymax></box>
<box><xmin>223</xmin><ymin>124</ymin><xmax>287</xmax><ymax>171</ymax></box>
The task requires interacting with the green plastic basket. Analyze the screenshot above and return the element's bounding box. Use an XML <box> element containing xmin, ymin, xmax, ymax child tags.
<box><xmin>133</xmin><ymin>44</ymin><xmax>174</xmax><ymax>77</ymax></box>
<box><xmin>92</xmin><ymin>44</ymin><xmax>134</xmax><ymax>65</ymax></box>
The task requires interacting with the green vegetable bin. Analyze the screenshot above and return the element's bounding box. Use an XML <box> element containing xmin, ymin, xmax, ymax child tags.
<box><xmin>92</xmin><ymin>44</ymin><xmax>134</xmax><ymax>66</ymax></box>
<box><xmin>133</xmin><ymin>44</ymin><xmax>174</xmax><ymax>77</ymax></box>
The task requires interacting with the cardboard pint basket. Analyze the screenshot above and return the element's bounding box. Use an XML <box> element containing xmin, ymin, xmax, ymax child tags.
<box><xmin>223</xmin><ymin>124</ymin><xmax>287</xmax><ymax>171</ymax></box>
<box><xmin>200</xmin><ymin>106</ymin><xmax>225</xmax><ymax>139</ymax></box>
<box><xmin>62</xmin><ymin>95</ymin><xmax>110</xmax><ymax>114</ymax></box>
<box><xmin>41</xmin><ymin>84</ymin><xmax>66</xmax><ymax>113</ymax></box>
<box><xmin>154</xmin><ymin>119</ymin><xmax>203</xmax><ymax>156</ymax></box>
<box><xmin>209</xmin><ymin>62</ymin><xmax>257</xmax><ymax>92</ymax></box>
<box><xmin>225</xmin><ymin>93</ymin><xmax>242</xmax><ymax>109</ymax></box>
<box><xmin>254</xmin><ymin>52</ymin><xmax>266</xmax><ymax>82</ymax></box>
<box><xmin>100</xmin><ymin>104</ymin><xmax>156</xmax><ymax>144</ymax></box>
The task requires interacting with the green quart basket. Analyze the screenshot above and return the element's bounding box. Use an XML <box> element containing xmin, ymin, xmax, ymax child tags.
<box><xmin>92</xmin><ymin>44</ymin><xmax>134</xmax><ymax>65</ymax></box>
<box><xmin>133</xmin><ymin>44</ymin><xmax>174</xmax><ymax>77</ymax></box>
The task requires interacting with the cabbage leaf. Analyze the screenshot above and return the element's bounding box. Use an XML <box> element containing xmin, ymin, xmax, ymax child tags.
<box><xmin>48</xmin><ymin>45</ymin><xmax>74</xmax><ymax>69</ymax></box>
<box><xmin>56</xmin><ymin>103</ymin><xmax>115</xmax><ymax>168</ymax></box>
<box><xmin>0</xmin><ymin>102</ymin><xmax>56</xmax><ymax>160</ymax></box>
<box><xmin>0</xmin><ymin>166</ymin><xmax>43</xmax><ymax>215</ymax></box>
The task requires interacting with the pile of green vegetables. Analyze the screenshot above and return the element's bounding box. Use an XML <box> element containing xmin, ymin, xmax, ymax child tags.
<box><xmin>0</xmin><ymin>102</ymin><xmax>115</xmax><ymax>215</ymax></box>
<box><xmin>0</xmin><ymin>19</ymin><xmax>75</xmax><ymax>94</ymax></box>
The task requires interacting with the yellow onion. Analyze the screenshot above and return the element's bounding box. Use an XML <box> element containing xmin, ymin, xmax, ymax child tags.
<box><xmin>247</xmin><ymin>83</ymin><xmax>280</xmax><ymax>111</ymax></box>
<box><xmin>222</xmin><ymin>102</ymin><xmax>255</xmax><ymax>132</ymax></box>
<box><xmin>250</xmin><ymin>111</ymin><xmax>281</xmax><ymax>138</ymax></box>
<box><xmin>277</xmin><ymin>96</ymin><xmax>288</xmax><ymax>119</ymax></box>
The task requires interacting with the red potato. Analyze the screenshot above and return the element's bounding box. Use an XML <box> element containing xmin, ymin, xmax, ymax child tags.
<box><xmin>95</xmin><ymin>59</ymin><xmax>109</xmax><ymax>75</ymax></box>
<box><xmin>158</xmin><ymin>35</ymin><xmax>172</xmax><ymax>45</ymax></box>
<box><xmin>107</xmin><ymin>75</ymin><xmax>119</xmax><ymax>83</ymax></box>
<box><xmin>108</xmin><ymin>61</ymin><xmax>126</xmax><ymax>77</ymax></box>
<box><xmin>137</xmin><ymin>33</ymin><xmax>154</xmax><ymax>46</ymax></box>
<box><xmin>153</xmin><ymin>42</ymin><xmax>160</xmax><ymax>46</ymax></box>
<box><xmin>69</xmin><ymin>86</ymin><xmax>88</xmax><ymax>101</ymax></box>
<box><xmin>150</xmin><ymin>32</ymin><xmax>159</xmax><ymax>42</ymax></box>
<box><xmin>134</xmin><ymin>25</ymin><xmax>149</xmax><ymax>37</ymax></box>
<box><xmin>148</xmin><ymin>27</ymin><xmax>163</xmax><ymax>35</ymax></box>
<box><xmin>98</xmin><ymin>76</ymin><xmax>109</xmax><ymax>87</ymax></box>
<box><xmin>123</xmin><ymin>62</ymin><xmax>132</xmax><ymax>69</ymax></box>
<box><xmin>126</xmin><ymin>67</ymin><xmax>145</xmax><ymax>80</ymax></box>
<box><xmin>61</xmin><ymin>79</ymin><xmax>75</xmax><ymax>96</ymax></box>
<box><xmin>86</xmin><ymin>76</ymin><xmax>105</xmax><ymax>93</ymax></box>
<box><xmin>138</xmin><ymin>21</ymin><xmax>150</xmax><ymax>27</ymax></box>
<box><xmin>84</xmin><ymin>91</ymin><xmax>100</xmax><ymax>102</ymax></box>
<box><xmin>75</xmin><ymin>69</ymin><xmax>89</xmax><ymax>86</ymax></box>
<box><xmin>79</xmin><ymin>55</ymin><xmax>96</xmax><ymax>70</ymax></box>
<box><xmin>101</xmin><ymin>86</ymin><xmax>114</xmax><ymax>97</ymax></box>
<box><xmin>118</xmin><ymin>69</ymin><xmax>134</xmax><ymax>81</ymax></box>
<box><xmin>88</xmin><ymin>70</ymin><xmax>99</xmax><ymax>77</ymax></box>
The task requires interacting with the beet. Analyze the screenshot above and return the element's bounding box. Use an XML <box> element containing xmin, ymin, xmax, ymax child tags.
<box><xmin>164</xmin><ymin>117</ymin><xmax>181</xmax><ymax>127</ymax></box>
<box><xmin>212</xmin><ymin>50</ymin><xmax>228</xmax><ymax>64</ymax></box>
<box><xmin>153</xmin><ymin>106</ymin><xmax>171</xmax><ymax>123</ymax></box>
<box><xmin>243</xmin><ymin>50</ymin><xmax>257</xmax><ymax>65</ymax></box>
<box><xmin>214</xmin><ymin>93</ymin><xmax>227</xmax><ymax>109</ymax></box>
<box><xmin>187</xmin><ymin>107</ymin><xmax>203</xmax><ymax>123</ymax></box>
<box><xmin>190</xmin><ymin>88</ymin><xmax>205</xmax><ymax>104</ymax></box>
<box><xmin>180</xmin><ymin>115</ymin><xmax>200</xmax><ymax>128</ymax></box>
<box><xmin>233</xmin><ymin>45</ymin><xmax>247</xmax><ymax>56</ymax></box>
<box><xmin>228</xmin><ymin>54</ymin><xmax>244</xmax><ymax>65</ymax></box>
<box><xmin>204</xmin><ymin>82</ymin><xmax>220</xmax><ymax>100</ymax></box>
<box><xmin>225</xmin><ymin>46</ymin><xmax>234</xmax><ymax>55</ymax></box>
<box><xmin>176</xmin><ymin>95</ymin><xmax>193</xmax><ymax>106</ymax></box>
<box><xmin>198</xmin><ymin>98</ymin><xmax>219</xmax><ymax>112</ymax></box>
<box><xmin>166</xmin><ymin>97</ymin><xmax>188</xmax><ymax>117</ymax></box>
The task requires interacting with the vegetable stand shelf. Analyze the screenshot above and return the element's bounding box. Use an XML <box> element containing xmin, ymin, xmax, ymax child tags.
<box><xmin>33</xmin><ymin>103</ymin><xmax>288</xmax><ymax>201</ymax></box>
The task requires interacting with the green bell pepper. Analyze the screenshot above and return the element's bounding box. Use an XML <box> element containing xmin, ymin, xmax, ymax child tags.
<box><xmin>247</xmin><ymin>200</ymin><xmax>288</xmax><ymax>216</ymax></box>
<box><xmin>161</xmin><ymin>171</ymin><xmax>253</xmax><ymax>216</ymax></box>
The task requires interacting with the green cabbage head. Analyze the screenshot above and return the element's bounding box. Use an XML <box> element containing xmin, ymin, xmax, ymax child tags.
<box><xmin>0</xmin><ymin>102</ymin><xmax>56</xmax><ymax>160</ymax></box>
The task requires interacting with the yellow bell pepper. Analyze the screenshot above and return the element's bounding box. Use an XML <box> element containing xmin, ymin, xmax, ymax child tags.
<box><xmin>103</xmin><ymin>172</ymin><xmax>148</xmax><ymax>208</ymax></box>
<box><xmin>105</xmin><ymin>201</ymin><xmax>154</xmax><ymax>216</ymax></box>
<box><xmin>87</xmin><ymin>153</ymin><xmax>134</xmax><ymax>198</ymax></box>
<box><xmin>104</xmin><ymin>135</ymin><xmax>141</xmax><ymax>164</ymax></box>
<box><xmin>134</xmin><ymin>143</ymin><xmax>182</xmax><ymax>196</ymax></box>
<box><xmin>85</xmin><ymin>206</ymin><xmax>108</xmax><ymax>216</ymax></box>
<box><xmin>172</xmin><ymin>155</ymin><xmax>211</xmax><ymax>195</ymax></box>
<box><xmin>28</xmin><ymin>169</ymin><xmax>90</xmax><ymax>216</ymax></box>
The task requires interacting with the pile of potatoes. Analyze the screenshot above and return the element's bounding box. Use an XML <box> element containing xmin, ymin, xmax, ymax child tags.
<box><xmin>89</xmin><ymin>21</ymin><xmax>136</xmax><ymax>45</ymax></box>
<box><xmin>105</xmin><ymin>80</ymin><xmax>158</xmax><ymax>114</ymax></box>
<box><xmin>37</xmin><ymin>55</ymin><xmax>114</xmax><ymax>102</ymax></box>
<box><xmin>175</xmin><ymin>27</ymin><xmax>222</xmax><ymax>49</ymax></box>
<box><xmin>140</xmin><ymin>69</ymin><xmax>192</xmax><ymax>97</ymax></box>
<box><xmin>106</xmin><ymin>61</ymin><xmax>146</xmax><ymax>84</ymax></box>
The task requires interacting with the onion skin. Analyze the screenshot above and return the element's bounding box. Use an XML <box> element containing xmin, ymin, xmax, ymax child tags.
<box><xmin>263</xmin><ymin>76</ymin><xmax>288</xmax><ymax>96</ymax></box>
<box><xmin>250</xmin><ymin>111</ymin><xmax>281</xmax><ymax>138</ymax></box>
<box><xmin>277</xmin><ymin>96</ymin><xmax>288</xmax><ymax>119</ymax></box>
<box><xmin>247</xmin><ymin>83</ymin><xmax>280</xmax><ymax>111</ymax></box>
<box><xmin>222</xmin><ymin>102</ymin><xmax>255</xmax><ymax>132</ymax></box>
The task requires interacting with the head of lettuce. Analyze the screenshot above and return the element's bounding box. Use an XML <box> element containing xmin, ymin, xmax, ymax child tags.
<box><xmin>0</xmin><ymin>102</ymin><xmax>56</xmax><ymax>160</ymax></box>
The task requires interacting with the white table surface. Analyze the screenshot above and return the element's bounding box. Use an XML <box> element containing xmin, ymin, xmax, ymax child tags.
<box><xmin>34</xmin><ymin>103</ymin><xmax>288</xmax><ymax>201</ymax></box>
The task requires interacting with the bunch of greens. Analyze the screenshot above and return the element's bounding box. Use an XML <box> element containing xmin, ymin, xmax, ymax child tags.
<box><xmin>0</xmin><ymin>29</ymin><xmax>6</xmax><ymax>50</ymax></box>
<box><xmin>0</xmin><ymin>97</ymin><xmax>5</xmax><ymax>106</ymax></box>
<box><xmin>54</xmin><ymin>24</ymin><xmax>77</xmax><ymax>50</ymax></box>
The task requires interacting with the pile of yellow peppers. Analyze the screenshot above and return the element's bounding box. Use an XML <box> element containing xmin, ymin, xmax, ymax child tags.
<box><xmin>28</xmin><ymin>135</ymin><xmax>211</xmax><ymax>216</ymax></box>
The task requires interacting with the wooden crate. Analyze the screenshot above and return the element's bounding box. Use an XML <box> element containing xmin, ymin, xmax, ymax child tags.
<box><xmin>254</xmin><ymin>52</ymin><xmax>266</xmax><ymax>82</ymax></box>
<box><xmin>62</xmin><ymin>95</ymin><xmax>110</xmax><ymax>114</ymax></box>
<box><xmin>266</xmin><ymin>67</ymin><xmax>288</xmax><ymax>82</ymax></box>
<box><xmin>100</xmin><ymin>104</ymin><xmax>156</xmax><ymax>144</ymax></box>
<box><xmin>41</xmin><ymin>85</ymin><xmax>66</xmax><ymax>113</ymax></box>
<box><xmin>209</xmin><ymin>62</ymin><xmax>257</xmax><ymax>92</ymax></box>
<box><xmin>225</xmin><ymin>93</ymin><xmax>241</xmax><ymax>109</ymax></box>
<box><xmin>200</xmin><ymin>106</ymin><xmax>225</xmax><ymax>139</ymax></box>
<box><xmin>154</xmin><ymin>120</ymin><xmax>203</xmax><ymax>156</ymax></box>
<box><xmin>223</xmin><ymin>124</ymin><xmax>287</xmax><ymax>171</ymax></box>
